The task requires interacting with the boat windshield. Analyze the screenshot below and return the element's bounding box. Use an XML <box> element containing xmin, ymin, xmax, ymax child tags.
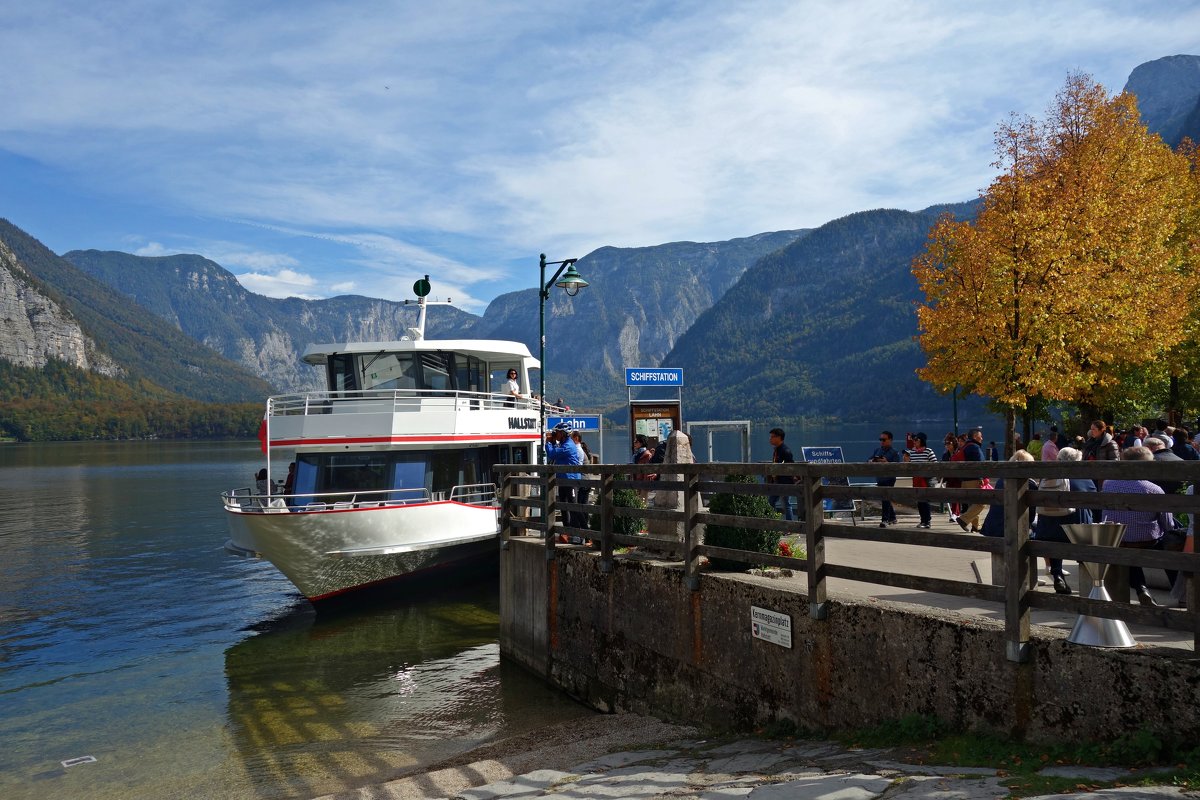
<box><xmin>336</xmin><ymin>351</ymin><xmax>490</xmax><ymax>393</ymax></box>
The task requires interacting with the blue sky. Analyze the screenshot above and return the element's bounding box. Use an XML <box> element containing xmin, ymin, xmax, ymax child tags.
<box><xmin>1</xmin><ymin>2</ymin><xmax>1197</xmax><ymax>312</ymax></box>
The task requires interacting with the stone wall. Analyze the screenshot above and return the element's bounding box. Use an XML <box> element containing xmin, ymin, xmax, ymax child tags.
<box><xmin>501</xmin><ymin>539</ymin><xmax>1200</xmax><ymax>743</ymax></box>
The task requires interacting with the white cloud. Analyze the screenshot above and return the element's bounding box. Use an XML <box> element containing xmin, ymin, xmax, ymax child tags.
<box><xmin>2</xmin><ymin>1</ymin><xmax>1199</xmax><ymax>307</ymax></box>
<box><xmin>133</xmin><ymin>241</ymin><xmax>172</xmax><ymax>257</ymax></box>
<box><xmin>235</xmin><ymin>268</ymin><xmax>319</xmax><ymax>299</ymax></box>
<box><xmin>216</xmin><ymin>251</ymin><xmax>300</xmax><ymax>271</ymax></box>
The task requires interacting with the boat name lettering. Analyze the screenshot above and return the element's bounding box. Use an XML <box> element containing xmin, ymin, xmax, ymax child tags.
<box><xmin>508</xmin><ymin>417</ymin><xmax>538</xmax><ymax>429</ymax></box>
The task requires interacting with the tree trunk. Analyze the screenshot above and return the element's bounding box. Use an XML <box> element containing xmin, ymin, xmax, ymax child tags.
<box><xmin>1168</xmin><ymin>375</ymin><xmax>1180</xmax><ymax>426</ymax></box>
<box><xmin>1005</xmin><ymin>406</ymin><xmax>1017</xmax><ymax>460</ymax></box>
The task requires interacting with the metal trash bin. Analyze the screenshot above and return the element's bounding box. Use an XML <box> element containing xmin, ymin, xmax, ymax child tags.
<box><xmin>1061</xmin><ymin>523</ymin><xmax>1136</xmax><ymax>648</ymax></box>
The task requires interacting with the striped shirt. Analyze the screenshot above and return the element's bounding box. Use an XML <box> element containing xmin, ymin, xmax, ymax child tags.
<box><xmin>904</xmin><ymin>446</ymin><xmax>938</xmax><ymax>488</ymax></box>
<box><xmin>1101</xmin><ymin>479</ymin><xmax>1173</xmax><ymax>544</ymax></box>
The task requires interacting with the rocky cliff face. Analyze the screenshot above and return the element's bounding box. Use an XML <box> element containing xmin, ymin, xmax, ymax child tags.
<box><xmin>0</xmin><ymin>239</ymin><xmax>122</xmax><ymax>376</ymax></box>
<box><xmin>1124</xmin><ymin>54</ymin><xmax>1200</xmax><ymax>147</ymax></box>
<box><xmin>64</xmin><ymin>250</ymin><xmax>481</xmax><ymax>393</ymax></box>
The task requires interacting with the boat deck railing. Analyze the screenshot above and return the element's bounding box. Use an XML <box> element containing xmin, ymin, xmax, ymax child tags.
<box><xmin>267</xmin><ymin>389</ymin><xmax>569</xmax><ymax>417</ymax></box>
<box><xmin>222</xmin><ymin>483</ymin><xmax>499</xmax><ymax>513</ymax></box>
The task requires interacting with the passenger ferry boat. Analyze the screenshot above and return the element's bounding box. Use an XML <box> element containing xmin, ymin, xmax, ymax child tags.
<box><xmin>221</xmin><ymin>279</ymin><xmax>541</xmax><ymax>601</ymax></box>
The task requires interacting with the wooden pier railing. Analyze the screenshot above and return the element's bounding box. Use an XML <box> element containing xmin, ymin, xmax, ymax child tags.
<box><xmin>497</xmin><ymin>459</ymin><xmax>1200</xmax><ymax>659</ymax></box>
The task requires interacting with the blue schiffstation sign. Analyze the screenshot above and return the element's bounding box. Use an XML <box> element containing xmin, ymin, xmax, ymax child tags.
<box><xmin>625</xmin><ymin>368</ymin><xmax>683</xmax><ymax>387</ymax></box>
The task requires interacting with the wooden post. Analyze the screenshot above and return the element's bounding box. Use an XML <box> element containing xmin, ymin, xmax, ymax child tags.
<box><xmin>500</xmin><ymin>470</ymin><xmax>513</xmax><ymax>550</ymax></box>
<box><xmin>599</xmin><ymin>471</ymin><xmax>614</xmax><ymax>573</ymax></box>
<box><xmin>803</xmin><ymin>472</ymin><xmax>827</xmax><ymax>619</ymax></box>
<box><xmin>1002</xmin><ymin>477</ymin><xmax>1031</xmax><ymax>662</ymax></box>
<box><xmin>1189</xmin><ymin>571</ymin><xmax>1199</xmax><ymax>652</ymax></box>
<box><xmin>684</xmin><ymin>469</ymin><xmax>701</xmax><ymax>590</ymax></box>
<box><xmin>545</xmin><ymin>469</ymin><xmax>558</xmax><ymax>560</ymax></box>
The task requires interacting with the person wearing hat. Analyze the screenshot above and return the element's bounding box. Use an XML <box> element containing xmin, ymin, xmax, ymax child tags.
<box><xmin>545</xmin><ymin>422</ymin><xmax>587</xmax><ymax>537</ymax></box>
<box><xmin>1144</xmin><ymin>435</ymin><xmax>1185</xmax><ymax>495</ymax></box>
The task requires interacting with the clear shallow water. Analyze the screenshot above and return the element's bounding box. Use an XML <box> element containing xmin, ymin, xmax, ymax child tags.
<box><xmin>0</xmin><ymin>441</ymin><xmax>589</xmax><ymax>800</ymax></box>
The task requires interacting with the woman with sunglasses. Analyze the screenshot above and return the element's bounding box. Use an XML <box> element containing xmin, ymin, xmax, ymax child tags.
<box><xmin>504</xmin><ymin>368</ymin><xmax>521</xmax><ymax>407</ymax></box>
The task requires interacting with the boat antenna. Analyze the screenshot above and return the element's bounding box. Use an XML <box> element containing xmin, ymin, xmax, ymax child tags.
<box><xmin>402</xmin><ymin>275</ymin><xmax>453</xmax><ymax>340</ymax></box>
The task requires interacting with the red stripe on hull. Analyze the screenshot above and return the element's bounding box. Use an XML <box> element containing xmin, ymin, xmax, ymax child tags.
<box><xmin>270</xmin><ymin>434</ymin><xmax>539</xmax><ymax>447</ymax></box>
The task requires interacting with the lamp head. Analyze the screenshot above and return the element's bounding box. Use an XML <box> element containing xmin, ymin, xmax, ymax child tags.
<box><xmin>555</xmin><ymin>262</ymin><xmax>589</xmax><ymax>297</ymax></box>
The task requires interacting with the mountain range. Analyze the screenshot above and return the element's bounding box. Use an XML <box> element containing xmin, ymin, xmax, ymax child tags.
<box><xmin>1</xmin><ymin>54</ymin><xmax>1197</xmax><ymax>437</ymax></box>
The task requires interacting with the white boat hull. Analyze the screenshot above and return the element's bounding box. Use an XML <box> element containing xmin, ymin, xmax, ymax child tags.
<box><xmin>225</xmin><ymin>502</ymin><xmax>499</xmax><ymax>600</ymax></box>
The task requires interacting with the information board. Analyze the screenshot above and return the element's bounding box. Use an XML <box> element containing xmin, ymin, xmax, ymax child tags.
<box><xmin>800</xmin><ymin>445</ymin><xmax>854</xmax><ymax>511</ymax></box>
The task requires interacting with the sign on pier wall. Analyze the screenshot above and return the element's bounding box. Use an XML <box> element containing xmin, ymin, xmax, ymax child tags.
<box><xmin>751</xmin><ymin>606</ymin><xmax>792</xmax><ymax>648</ymax></box>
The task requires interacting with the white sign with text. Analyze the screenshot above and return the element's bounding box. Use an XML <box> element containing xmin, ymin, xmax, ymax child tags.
<box><xmin>750</xmin><ymin>605</ymin><xmax>792</xmax><ymax>648</ymax></box>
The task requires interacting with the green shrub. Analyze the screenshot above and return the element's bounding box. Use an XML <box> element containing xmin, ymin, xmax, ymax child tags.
<box><xmin>705</xmin><ymin>474</ymin><xmax>780</xmax><ymax>570</ymax></box>
<box><xmin>589</xmin><ymin>475</ymin><xmax>646</xmax><ymax>535</ymax></box>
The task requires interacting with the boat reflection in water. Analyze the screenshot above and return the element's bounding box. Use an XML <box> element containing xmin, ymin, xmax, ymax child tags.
<box><xmin>222</xmin><ymin>583</ymin><xmax>590</xmax><ymax>799</ymax></box>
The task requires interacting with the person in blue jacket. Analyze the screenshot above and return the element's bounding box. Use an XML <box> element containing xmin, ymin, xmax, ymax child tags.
<box><xmin>545</xmin><ymin>422</ymin><xmax>586</xmax><ymax>537</ymax></box>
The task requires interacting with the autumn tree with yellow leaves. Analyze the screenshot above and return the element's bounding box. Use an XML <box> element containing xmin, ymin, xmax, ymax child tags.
<box><xmin>913</xmin><ymin>74</ymin><xmax>1199</xmax><ymax>449</ymax></box>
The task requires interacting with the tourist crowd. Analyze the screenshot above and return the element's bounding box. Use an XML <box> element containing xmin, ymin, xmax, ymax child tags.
<box><xmin>874</xmin><ymin>420</ymin><xmax>1195</xmax><ymax>609</ymax></box>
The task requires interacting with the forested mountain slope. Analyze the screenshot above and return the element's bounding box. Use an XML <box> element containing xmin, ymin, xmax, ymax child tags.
<box><xmin>0</xmin><ymin>220</ymin><xmax>272</xmax><ymax>403</ymax></box>
<box><xmin>665</xmin><ymin>203</ymin><xmax>985</xmax><ymax>423</ymax></box>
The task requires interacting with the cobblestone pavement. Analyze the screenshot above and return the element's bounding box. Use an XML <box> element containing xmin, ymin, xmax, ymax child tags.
<box><xmin>410</xmin><ymin>737</ymin><xmax>1185</xmax><ymax>800</ymax></box>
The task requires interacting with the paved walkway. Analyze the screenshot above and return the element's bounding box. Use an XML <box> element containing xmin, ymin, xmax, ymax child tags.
<box><xmin>783</xmin><ymin>507</ymin><xmax>1194</xmax><ymax>652</ymax></box>
<box><xmin>389</xmin><ymin>734</ymin><xmax>1186</xmax><ymax>800</ymax></box>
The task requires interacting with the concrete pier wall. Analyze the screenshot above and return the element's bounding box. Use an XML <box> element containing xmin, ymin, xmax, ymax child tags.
<box><xmin>500</xmin><ymin>538</ymin><xmax>1200</xmax><ymax>742</ymax></box>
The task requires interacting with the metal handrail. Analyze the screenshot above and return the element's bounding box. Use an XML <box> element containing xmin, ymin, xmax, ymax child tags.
<box><xmin>222</xmin><ymin>483</ymin><xmax>500</xmax><ymax>512</ymax></box>
<box><xmin>450</xmin><ymin>483</ymin><xmax>500</xmax><ymax>506</ymax></box>
<box><xmin>265</xmin><ymin>388</ymin><xmax>571</xmax><ymax>417</ymax></box>
<box><xmin>222</xmin><ymin>486</ymin><xmax>430</xmax><ymax>512</ymax></box>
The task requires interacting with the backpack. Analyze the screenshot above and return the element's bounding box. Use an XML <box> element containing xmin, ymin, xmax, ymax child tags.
<box><xmin>650</xmin><ymin>440</ymin><xmax>668</xmax><ymax>464</ymax></box>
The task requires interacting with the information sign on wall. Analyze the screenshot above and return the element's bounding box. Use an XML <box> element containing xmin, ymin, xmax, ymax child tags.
<box><xmin>750</xmin><ymin>605</ymin><xmax>792</xmax><ymax>648</ymax></box>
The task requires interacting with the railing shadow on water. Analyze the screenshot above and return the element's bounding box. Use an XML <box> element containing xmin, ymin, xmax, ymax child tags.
<box><xmin>497</xmin><ymin>460</ymin><xmax>1200</xmax><ymax>660</ymax></box>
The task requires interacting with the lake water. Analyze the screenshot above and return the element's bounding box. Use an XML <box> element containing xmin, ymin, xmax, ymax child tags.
<box><xmin>0</xmin><ymin>442</ymin><xmax>591</xmax><ymax>800</ymax></box>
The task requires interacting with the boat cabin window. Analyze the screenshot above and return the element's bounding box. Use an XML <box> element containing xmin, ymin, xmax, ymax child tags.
<box><xmin>358</xmin><ymin>351</ymin><xmax>458</xmax><ymax>392</ymax></box>
<box><xmin>324</xmin><ymin>453</ymin><xmax>390</xmax><ymax>494</ymax></box>
<box><xmin>361</xmin><ymin>353</ymin><xmax>418</xmax><ymax>391</ymax></box>
<box><xmin>419</xmin><ymin>353</ymin><xmax>453</xmax><ymax>392</ymax></box>
<box><xmin>292</xmin><ymin>446</ymin><xmax>508</xmax><ymax>505</ymax></box>
<box><xmin>456</xmin><ymin>355</ymin><xmax>485</xmax><ymax>394</ymax></box>
<box><xmin>328</xmin><ymin>353</ymin><xmax>358</xmax><ymax>392</ymax></box>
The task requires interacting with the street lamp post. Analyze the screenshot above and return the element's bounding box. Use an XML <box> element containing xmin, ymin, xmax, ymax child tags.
<box><xmin>538</xmin><ymin>253</ymin><xmax>589</xmax><ymax>462</ymax></box>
